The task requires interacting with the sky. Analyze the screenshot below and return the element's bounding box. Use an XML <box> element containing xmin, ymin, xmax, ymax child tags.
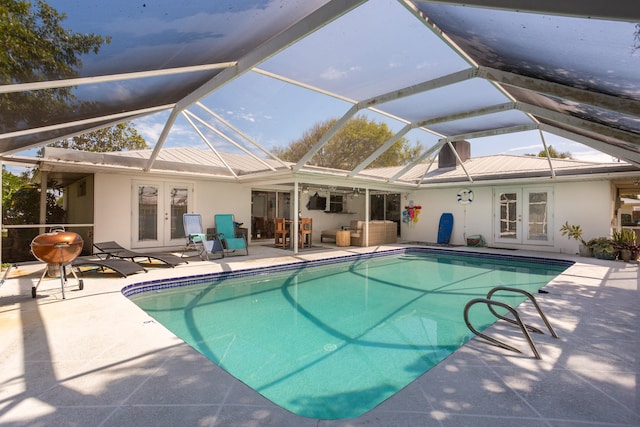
<box><xmin>122</xmin><ymin>0</ymin><xmax>620</xmax><ymax>164</ymax></box>
<box><xmin>11</xmin><ymin>0</ymin><xmax>625</xmax><ymax>166</ymax></box>
<box><xmin>130</xmin><ymin>88</ymin><xmax>619</xmax><ymax>164</ymax></box>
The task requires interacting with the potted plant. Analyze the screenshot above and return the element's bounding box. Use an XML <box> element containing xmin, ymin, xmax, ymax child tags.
<box><xmin>560</xmin><ymin>221</ymin><xmax>593</xmax><ymax>257</ymax></box>
<box><xmin>591</xmin><ymin>237</ymin><xmax>617</xmax><ymax>260</ymax></box>
<box><xmin>612</xmin><ymin>229</ymin><xmax>637</xmax><ymax>262</ymax></box>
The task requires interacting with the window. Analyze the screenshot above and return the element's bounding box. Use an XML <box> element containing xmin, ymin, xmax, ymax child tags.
<box><xmin>329</xmin><ymin>194</ymin><xmax>344</xmax><ymax>213</ymax></box>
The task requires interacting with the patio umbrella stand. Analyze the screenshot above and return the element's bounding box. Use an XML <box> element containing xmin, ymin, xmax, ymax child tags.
<box><xmin>30</xmin><ymin>230</ymin><xmax>84</xmax><ymax>299</ymax></box>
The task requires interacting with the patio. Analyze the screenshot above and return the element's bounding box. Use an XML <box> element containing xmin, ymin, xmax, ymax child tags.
<box><xmin>0</xmin><ymin>244</ymin><xmax>638</xmax><ymax>426</ymax></box>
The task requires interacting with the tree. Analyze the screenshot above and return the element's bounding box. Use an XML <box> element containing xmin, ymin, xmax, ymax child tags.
<box><xmin>43</xmin><ymin>122</ymin><xmax>148</xmax><ymax>153</ymax></box>
<box><xmin>273</xmin><ymin>116</ymin><xmax>422</xmax><ymax>170</ymax></box>
<box><xmin>2</xmin><ymin>167</ymin><xmax>66</xmax><ymax>262</ymax></box>
<box><xmin>0</xmin><ymin>0</ymin><xmax>111</xmax><ymax>133</ymax></box>
<box><xmin>3</xmin><ymin>183</ymin><xmax>64</xmax><ymax>225</ymax></box>
<box><xmin>2</xmin><ymin>167</ymin><xmax>29</xmax><ymax>212</ymax></box>
<box><xmin>526</xmin><ymin>145</ymin><xmax>572</xmax><ymax>159</ymax></box>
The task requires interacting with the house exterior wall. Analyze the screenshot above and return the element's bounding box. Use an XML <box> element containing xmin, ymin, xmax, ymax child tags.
<box><xmin>298</xmin><ymin>192</ymin><xmax>366</xmax><ymax>241</ymax></box>
<box><xmin>401</xmin><ymin>180</ymin><xmax>613</xmax><ymax>254</ymax></box>
<box><xmin>94</xmin><ymin>173</ymin><xmax>134</xmax><ymax>247</ymax></box>
<box><xmin>554</xmin><ymin>180</ymin><xmax>613</xmax><ymax>252</ymax></box>
<box><xmin>93</xmin><ymin>173</ymin><xmax>252</xmax><ymax>251</ymax></box>
<box><xmin>193</xmin><ymin>180</ymin><xmax>251</xmax><ymax>233</ymax></box>
<box><xmin>91</xmin><ymin>172</ymin><xmax>369</xmax><ymax>250</ymax></box>
<box><xmin>87</xmin><ymin>170</ymin><xmax>614</xmax><ymax>254</ymax></box>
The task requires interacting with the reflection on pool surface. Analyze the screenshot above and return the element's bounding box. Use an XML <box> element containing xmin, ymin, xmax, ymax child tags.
<box><xmin>127</xmin><ymin>249</ymin><xmax>571</xmax><ymax>419</ymax></box>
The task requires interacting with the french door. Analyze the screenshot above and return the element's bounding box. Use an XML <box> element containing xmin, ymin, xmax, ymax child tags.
<box><xmin>132</xmin><ymin>180</ymin><xmax>193</xmax><ymax>248</ymax></box>
<box><xmin>494</xmin><ymin>187</ymin><xmax>553</xmax><ymax>246</ymax></box>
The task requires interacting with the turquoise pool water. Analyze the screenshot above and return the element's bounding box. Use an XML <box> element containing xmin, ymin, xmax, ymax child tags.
<box><xmin>128</xmin><ymin>249</ymin><xmax>570</xmax><ymax>419</ymax></box>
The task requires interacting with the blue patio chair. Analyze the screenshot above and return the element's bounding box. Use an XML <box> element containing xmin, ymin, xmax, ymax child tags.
<box><xmin>214</xmin><ymin>214</ymin><xmax>249</xmax><ymax>256</ymax></box>
<box><xmin>183</xmin><ymin>213</ymin><xmax>224</xmax><ymax>260</ymax></box>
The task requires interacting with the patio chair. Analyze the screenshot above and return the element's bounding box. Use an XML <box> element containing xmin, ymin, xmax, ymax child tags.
<box><xmin>93</xmin><ymin>241</ymin><xmax>186</xmax><ymax>267</ymax></box>
<box><xmin>182</xmin><ymin>213</ymin><xmax>224</xmax><ymax>260</ymax></box>
<box><xmin>299</xmin><ymin>217</ymin><xmax>312</xmax><ymax>248</ymax></box>
<box><xmin>214</xmin><ymin>214</ymin><xmax>249</xmax><ymax>255</ymax></box>
<box><xmin>274</xmin><ymin>217</ymin><xmax>289</xmax><ymax>248</ymax></box>
<box><xmin>72</xmin><ymin>256</ymin><xmax>147</xmax><ymax>277</ymax></box>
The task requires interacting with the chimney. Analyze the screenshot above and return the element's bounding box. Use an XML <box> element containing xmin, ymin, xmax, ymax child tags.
<box><xmin>438</xmin><ymin>140</ymin><xmax>470</xmax><ymax>168</ymax></box>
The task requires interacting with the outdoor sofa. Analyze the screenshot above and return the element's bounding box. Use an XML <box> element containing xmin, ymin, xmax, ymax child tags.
<box><xmin>321</xmin><ymin>220</ymin><xmax>397</xmax><ymax>247</ymax></box>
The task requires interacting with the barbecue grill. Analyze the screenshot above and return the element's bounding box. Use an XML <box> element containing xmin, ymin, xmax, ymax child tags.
<box><xmin>30</xmin><ymin>230</ymin><xmax>84</xmax><ymax>299</ymax></box>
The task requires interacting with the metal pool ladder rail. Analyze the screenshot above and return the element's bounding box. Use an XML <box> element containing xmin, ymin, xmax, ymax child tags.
<box><xmin>464</xmin><ymin>286</ymin><xmax>558</xmax><ymax>360</ymax></box>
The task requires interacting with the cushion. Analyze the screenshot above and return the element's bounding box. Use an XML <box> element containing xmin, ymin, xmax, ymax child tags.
<box><xmin>351</xmin><ymin>220</ymin><xmax>364</xmax><ymax>231</ymax></box>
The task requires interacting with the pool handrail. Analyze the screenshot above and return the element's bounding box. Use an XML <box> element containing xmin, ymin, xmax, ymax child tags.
<box><xmin>464</xmin><ymin>286</ymin><xmax>559</xmax><ymax>360</ymax></box>
<box><xmin>486</xmin><ymin>286</ymin><xmax>558</xmax><ymax>338</ymax></box>
<box><xmin>464</xmin><ymin>298</ymin><xmax>542</xmax><ymax>359</ymax></box>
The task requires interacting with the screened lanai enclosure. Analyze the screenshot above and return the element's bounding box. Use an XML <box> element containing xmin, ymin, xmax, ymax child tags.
<box><xmin>1</xmin><ymin>0</ymin><xmax>639</xmax><ymax>260</ymax></box>
<box><xmin>2</xmin><ymin>0</ymin><xmax>639</xmax><ymax>169</ymax></box>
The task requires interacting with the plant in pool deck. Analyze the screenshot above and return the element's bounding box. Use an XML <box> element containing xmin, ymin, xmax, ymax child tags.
<box><xmin>559</xmin><ymin>222</ymin><xmax>593</xmax><ymax>256</ymax></box>
<box><xmin>612</xmin><ymin>229</ymin><xmax>638</xmax><ymax>262</ymax></box>
<box><xmin>591</xmin><ymin>237</ymin><xmax>617</xmax><ymax>260</ymax></box>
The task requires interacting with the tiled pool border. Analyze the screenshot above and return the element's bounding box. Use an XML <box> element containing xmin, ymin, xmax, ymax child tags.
<box><xmin>122</xmin><ymin>246</ymin><xmax>574</xmax><ymax>298</ymax></box>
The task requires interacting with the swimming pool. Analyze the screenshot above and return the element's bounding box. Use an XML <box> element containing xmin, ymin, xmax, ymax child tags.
<box><xmin>125</xmin><ymin>248</ymin><xmax>571</xmax><ymax>419</ymax></box>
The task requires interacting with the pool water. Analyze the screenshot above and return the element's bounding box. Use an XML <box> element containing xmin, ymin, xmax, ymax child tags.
<box><xmin>129</xmin><ymin>250</ymin><xmax>569</xmax><ymax>419</ymax></box>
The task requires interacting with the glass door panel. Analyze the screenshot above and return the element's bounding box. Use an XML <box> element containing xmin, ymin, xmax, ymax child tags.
<box><xmin>370</xmin><ymin>193</ymin><xmax>401</xmax><ymax>236</ymax></box>
<box><xmin>137</xmin><ymin>185</ymin><xmax>159</xmax><ymax>242</ymax></box>
<box><xmin>494</xmin><ymin>187</ymin><xmax>552</xmax><ymax>246</ymax></box>
<box><xmin>527</xmin><ymin>191</ymin><xmax>548</xmax><ymax>242</ymax></box>
<box><xmin>133</xmin><ymin>181</ymin><xmax>192</xmax><ymax>248</ymax></box>
<box><xmin>251</xmin><ymin>191</ymin><xmax>278</xmax><ymax>240</ymax></box>
<box><xmin>497</xmin><ymin>191</ymin><xmax>519</xmax><ymax>241</ymax></box>
<box><xmin>277</xmin><ymin>192</ymin><xmax>291</xmax><ymax>219</ymax></box>
<box><xmin>168</xmin><ymin>185</ymin><xmax>189</xmax><ymax>244</ymax></box>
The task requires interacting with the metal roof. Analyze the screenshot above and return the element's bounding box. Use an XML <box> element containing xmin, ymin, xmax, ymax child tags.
<box><xmin>2</xmin><ymin>0</ymin><xmax>639</xmax><ymax>185</ymax></box>
<box><xmin>419</xmin><ymin>155</ymin><xmax>640</xmax><ymax>184</ymax></box>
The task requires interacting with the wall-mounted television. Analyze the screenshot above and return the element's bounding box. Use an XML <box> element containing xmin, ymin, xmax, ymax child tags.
<box><xmin>307</xmin><ymin>192</ymin><xmax>326</xmax><ymax>210</ymax></box>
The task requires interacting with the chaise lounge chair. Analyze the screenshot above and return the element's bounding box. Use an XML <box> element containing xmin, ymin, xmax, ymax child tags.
<box><xmin>93</xmin><ymin>241</ymin><xmax>186</xmax><ymax>267</ymax></box>
<box><xmin>214</xmin><ymin>214</ymin><xmax>248</xmax><ymax>256</ymax></box>
<box><xmin>182</xmin><ymin>213</ymin><xmax>224</xmax><ymax>260</ymax></box>
<box><xmin>72</xmin><ymin>256</ymin><xmax>147</xmax><ymax>277</ymax></box>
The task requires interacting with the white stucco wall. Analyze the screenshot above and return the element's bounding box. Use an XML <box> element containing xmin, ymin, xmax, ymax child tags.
<box><xmin>192</xmin><ymin>180</ymin><xmax>251</xmax><ymax>232</ymax></box>
<box><xmin>93</xmin><ymin>173</ymin><xmax>251</xmax><ymax>250</ymax></box>
<box><xmin>297</xmin><ymin>192</ymin><xmax>365</xmax><ymax>240</ymax></box>
<box><xmin>92</xmin><ymin>174</ymin><xmax>369</xmax><ymax>250</ymax></box>
<box><xmin>93</xmin><ymin>173</ymin><xmax>134</xmax><ymax>247</ymax></box>
<box><xmin>400</xmin><ymin>180</ymin><xmax>613</xmax><ymax>254</ymax></box>
<box><xmin>553</xmin><ymin>180</ymin><xmax>613</xmax><ymax>253</ymax></box>
<box><xmin>89</xmin><ymin>171</ymin><xmax>615</xmax><ymax>254</ymax></box>
<box><xmin>399</xmin><ymin>186</ymin><xmax>494</xmax><ymax>246</ymax></box>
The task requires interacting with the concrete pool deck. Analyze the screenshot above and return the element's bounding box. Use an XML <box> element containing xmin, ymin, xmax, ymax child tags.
<box><xmin>0</xmin><ymin>244</ymin><xmax>638</xmax><ymax>426</ymax></box>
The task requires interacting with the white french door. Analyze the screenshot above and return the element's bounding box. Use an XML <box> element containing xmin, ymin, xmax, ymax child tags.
<box><xmin>494</xmin><ymin>187</ymin><xmax>553</xmax><ymax>246</ymax></box>
<box><xmin>132</xmin><ymin>180</ymin><xmax>193</xmax><ymax>248</ymax></box>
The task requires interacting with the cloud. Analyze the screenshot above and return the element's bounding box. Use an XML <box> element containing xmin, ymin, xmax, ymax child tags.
<box><xmin>571</xmin><ymin>150</ymin><xmax>619</xmax><ymax>163</ymax></box>
<box><xmin>320</xmin><ymin>66</ymin><xmax>361</xmax><ymax>80</ymax></box>
<box><xmin>506</xmin><ymin>144</ymin><xmax>541</xmax><ymax>152</ymax></box>
<box><xmin>135</xmin><ymin>119</ymin><xmax>166</xmax><ymax>142</ymax></box>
